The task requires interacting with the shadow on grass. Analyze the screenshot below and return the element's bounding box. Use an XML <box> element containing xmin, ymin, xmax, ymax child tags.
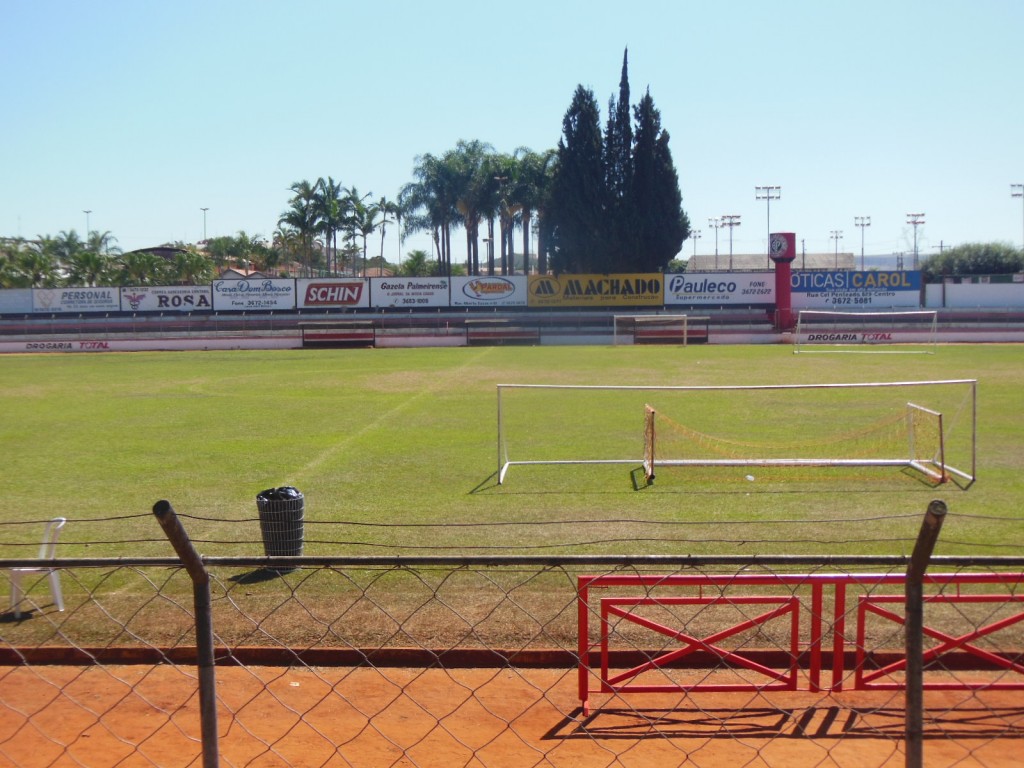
<box><xmin>228</xmin><ymin>568</ymin><xmax>293</xmax><ymax>584</ymax></box>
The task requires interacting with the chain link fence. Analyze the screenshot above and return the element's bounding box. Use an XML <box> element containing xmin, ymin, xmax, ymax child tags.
<box><xmin>2</xmin><ymin>504</ymin><xmax>1022</xmax><ymax>767</ymax></box>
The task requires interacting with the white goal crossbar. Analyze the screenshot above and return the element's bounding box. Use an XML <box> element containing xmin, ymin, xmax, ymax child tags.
<box><xmin>496</xmin><ymin>380</ymin><xmax>976</xmax><ymax>485</ymax></box>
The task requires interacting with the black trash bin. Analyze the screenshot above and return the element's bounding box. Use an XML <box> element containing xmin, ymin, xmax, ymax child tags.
<box><xmin>256</xmin><ymin>486</ymin><xmax>304</xmax><ymax>557</ymax></box>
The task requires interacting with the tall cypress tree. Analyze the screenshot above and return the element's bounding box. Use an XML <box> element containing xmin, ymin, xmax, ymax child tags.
<box><xmin>546</xmin><ymin>55</ymin><xmax>688</xmax><ymax>274</ymax></box>
<box><xmin>605</xmin><ymin>49</ymin><xmax>634</xmax><ymax>269</ymax></box>
<box><xmin>548</xmin><ymin>86</ymin><xmax>607</xmax><ymax>274</ymax></box>
<box><xmin>632</xmin><ymin>89</ymin><xmax>688</xmax><ymax>271</ymax></box>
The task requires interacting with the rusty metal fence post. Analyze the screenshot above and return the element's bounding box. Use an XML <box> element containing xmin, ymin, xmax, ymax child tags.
<box><xmin>153</xmin><ymin>500</ymin><xmax>220</xmax><ymax>768</ymax></box>
<box><xmin>904</xmin><ymin>499</ymin><xmax>947</xmax><ymax>768</ymax></box>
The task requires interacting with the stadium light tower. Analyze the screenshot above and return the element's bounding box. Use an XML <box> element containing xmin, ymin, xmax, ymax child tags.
<box><xmin>721</xmin><ymin>214</ymin><xmax>741</xmax><ymax>270</ymax></box>
<box><xmin>854</xmin><ymin>216</ymin><xmax>871</xmax><ymax>270</ymax></box>
<box><xmin>830</xmin><ymin>230</ymin><xmax>844</xmax><ymax>268</ymax></box>
<box><xmin>1012</xmin><ymin>184</ymin><xmax>1023</xmax><ymax>250</ymax></box>
<box><xmin>708</xmin><ymin>217</ymin><xmax>722</xmax><ymax>269</ymax></box>
<box><xmin>83</xmin><ymin>210</ymin><xmax>91</xmax><ymax>238</ymax></box>
<box><xmin>690</xmin><ymin>228</ymin><xmax>702</xmax><ymax>258</ymax></box>
<box><xmin>754</xmin><ymin>185</ymin><xmax>781</xmax><ymax>267</ymax></box>
<box><xmin>200</xmin><ymin>207</ymin><xmax>209</xmax><ymax>242</ymax></box>
<box><xmin>907</xmin><ymin>212</ymin><xmax>925</xmax><ymax>269</ymax></box>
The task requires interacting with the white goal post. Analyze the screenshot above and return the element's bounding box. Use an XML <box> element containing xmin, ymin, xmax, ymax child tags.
<box><xmin>496</xmin><ymin>380</ymin><xmax>976</xmax><ymax>486</ymax></box>
<box><xmin>613</xmin><ymin>314</ymin><xmax>689</xmax><ymax>346</ymax></box>
<box><xmin>794</xmin><ymin>309</ymin><xmax>938</xmax><ymax>353</ymax></box>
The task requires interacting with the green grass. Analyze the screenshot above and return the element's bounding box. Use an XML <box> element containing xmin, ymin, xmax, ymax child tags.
<box><xmin>1</xmin><ymin>344</ymin><xmax>1021</xmax><ymax>559</ymax></box>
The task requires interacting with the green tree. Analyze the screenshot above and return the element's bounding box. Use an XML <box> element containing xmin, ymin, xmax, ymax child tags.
<box><xmin>451</xmin><ymin>140</ymin><xmax>496</xmax><ymax>277</ymax></box>
<box><xmin>921</xmin><ymin>242</ymin><xmax>1024</xmax><ymax>281</ymax></box>
<box><xmin>545</xmin><ymin>54</ymin><xmax>688</xmax><ymax>273</ymax></box>
<box><xmin>547</xmin><ymin>85</ymin><xmax>608</xmax><ymax>274</ymax></box>
<box><xmin>279</xmin><ymin>180</ymin><xmax>320</xmax><ymax>276</ymax></box>
<box><xmin>10</xmin><ymin>239</ymin><xmax>60</xmax><ymax>287</ymax></box>
<box><xmin>631</xmin><ymin>89</ymin><xmax>688</xmax><ymax>270</ymax></box>
<box><xmin>514</xmin><ymin>147</ymin><xmax>557</xmax><ymax>274</ymax></box>
<box><xmin>314</xmin><ymin>176</ymin><xmax>347</xmax><ymax>275</ymax></box>
<box><xmin>66</xmin><ymin>248</ymin><xmax>111</xmax><ymax>286</ymax></box>
<box><xmin>399</xmin><ymin>248</ymin><xmax>431</xmax><ymax>277</ymax></box>
<box><xmin>401</xmin><ymin>152</ymin><xmax>460</xmax><ymax>274</ymax></box>
<box><xmin>605</xmin><ymin>50</ymin><xmax>634</xmax><ymax>265</ymax></box>
<box><xmin>170</xmin><ymin>246</ymin><xmax>215</xmax><ymax>285</ymax></box>
<box><xmin>114</xmin><ymin>250</ymin><xmax>167</xmax><ymax>285</ymax></box>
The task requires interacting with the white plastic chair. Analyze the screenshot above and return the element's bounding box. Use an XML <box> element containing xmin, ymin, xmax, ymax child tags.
<box><xmin>9</xmin><ymin>517</ymin><xmax>66</xmax><ymax>618</ymax></box>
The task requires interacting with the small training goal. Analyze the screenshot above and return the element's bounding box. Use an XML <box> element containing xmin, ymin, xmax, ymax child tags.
<box><xmin>612</xmin><ymin>314</ymin><xmax>691</xmax><ymax>345</ymax></box>
<box><xmin>496</xmin><ymin>380</ymin><xmax>976</xmax><ymax>486</ymax></box>
<box><xmin>793</xmin><ymin>310</ymin><xmax>938</xmax><ymax>353</ymax></box>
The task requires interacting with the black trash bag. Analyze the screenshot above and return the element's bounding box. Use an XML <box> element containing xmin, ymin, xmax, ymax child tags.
<box><xmin>255</xmin><ymin>486</ymin><xmax>304</xmax><ymax>558</ymax></box>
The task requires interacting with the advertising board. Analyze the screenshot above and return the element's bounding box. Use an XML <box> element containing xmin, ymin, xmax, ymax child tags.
<box><xmin>297</xmin><ymin>278</ymin><xmax>370</xmax><ymax>309</ymax></box>
<box><xmin>790</xmin><ymin>270</ymin><xmax>921</xmax><ymax>309</ymax></box>
<box><xmin>527</xmin><ymin>274</ymin><xmax>662</xmax><ymax>308</ymax></box>
<box><xmin>664</xmin><ymin>272</ymin><xmax>775</xmax><ymax>305</ymax></box>
<box><xmin>212</xmin><ymin>279</ymin><xmax>297</xmax><ymax>311</ymax></box>
<box><xmin>32</xmin><ymin>288</ymin><xmax>120</xmax><ymax>313</ymax></box>
<box><xmin>120</xmin><ymin>286</ymin><xmax>213</xmax><ymax>312</ymax></box>
<box><xmin>450</xmin><ymin>276</ymin><xmax>528</xmax><ymax>307</ymax></box>
<box><xmin>370</xmin><ymin>277</ymin><xmax>450</xmax><ymax>308</ymax></box>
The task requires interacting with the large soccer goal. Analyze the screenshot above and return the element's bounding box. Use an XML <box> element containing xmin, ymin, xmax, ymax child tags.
<box><xmin>793</xmin><ymin>310</ymin><xmax>938</xmax><ymax>354</ymax></box>
<box><xmin>496</xmin><ymin>380</ymin><xmax>976</xmax><ymax>486</ymax></box>
<box><xmin>612</xmin><ymin>314</ymin><xmax>690</xmax><ymax>345</ymax></box>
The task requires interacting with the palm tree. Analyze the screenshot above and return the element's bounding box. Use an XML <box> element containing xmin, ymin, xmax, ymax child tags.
<box><xmin>398</xmin><ymin>249</ymin><xmax>431</xmax><ymax>277</ymax></box>
<box><xmin>450</xmin><ymin>140</ymin><xmax>495</xmax><ymax>276</ymax></box>
<box><xmin>12</xmin><ymin>240</ymin><xmax>60</xmax><ymax>288</ymax></box>
<box><xmin>514</xmin><ymin>148</ymin><xmax>557</xmax><ymax>274</ymax></box>
<box><xmin>114</xmin><ymin>250</ymin><xmax>166</xmax><ymax>286</ymax></box>
<box><xmin>314</xmin><ymin>177</ymin><xmax>347</xmax><ymax>275</ymax></box>
<box><xmin>279</xmin><ymin>180</ymin><xmax>320</xmax><ymax>277</ymax></box>
<box><xmin>401</xmin><ymin>152</ymin><xmax>460</xmax><ymax>275</ymax></box>
<box><xmin>170</xmin><ymin>246</ymin><xmax>215</xmax><ymax>285</ymax></box>
<box><xmin>66</xmin><ymin>249</ymin><xmax>111</xmax><ymax>286</ymax></box>
<box><xmin>375</xmin><ymin>195</ymin><xmax>401</xmax><ymax>263</ymax></box>
<box><xmin>347</xmin><ymin>190</ymin><xmax>380</xmax><ymax>276</ymax></box>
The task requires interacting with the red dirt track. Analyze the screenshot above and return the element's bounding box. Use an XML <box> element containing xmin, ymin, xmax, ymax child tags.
<box><xmin>1</xmin><ymin>664</ymin><xmax>1020</xmax><ymax>767</ymax></box>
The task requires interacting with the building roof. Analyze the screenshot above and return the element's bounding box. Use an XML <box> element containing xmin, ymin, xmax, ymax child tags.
<box><xmin>686</xmin><ymin>252</ymin><xmax>857</xmax><ymax>271</ymax></box>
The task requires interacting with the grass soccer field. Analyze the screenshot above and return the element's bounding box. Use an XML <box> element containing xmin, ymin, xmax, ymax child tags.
<box><xmin>1</xmin><ymin>344</ymin><xmax>1021</xmax><ymax>559</ymax></box>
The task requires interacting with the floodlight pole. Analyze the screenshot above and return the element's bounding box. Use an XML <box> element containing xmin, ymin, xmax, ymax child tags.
<box><xmin>755</xmin><ymin>185</ymin><xmax>781</xmax><ymax>267</ymax></box>
<box><xmin>907</xmin><ymin>213</ymin><xmax>925</xmax><ymax>269</ymax></box>
<box><xmin>83</xmin><ymin>210</ymin><xmax>91</xmax><ymax>239</ymax></box>
<box><xmin>708</xmin><ymin>217</ymin><xmax>721</xmax><ymax>269</ymax></box>
<box><xmin>691</xmin><ymin>228</ymin><xmax>702</xmax><ymax>258</ymax></box>
<box><xmin>1012</xmin><ymin>184</ymin><xmax>1023</xmax><ymax>251</ymax></box>
<box><xmin>854</xmin><ymin>216</ymin><xmax>871</xmax><ymax>270</ymax></box>
<box><xmin>721</xmin><ymin>215</ymin><xmax>741</xmax><ymax>271</ymax></box>
<box><xmin>830</xmin><ymin>230</ymin><xmax>843</xmax><ymax>268</ymax></box>
<box><xmin>200</xmin><ymin>207</ymin><xmax>209</xmax><ymax>242</ymax></box>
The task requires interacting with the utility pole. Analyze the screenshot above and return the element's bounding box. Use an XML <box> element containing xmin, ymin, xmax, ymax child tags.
<box><xmin>754</xmin><ymin>185</ymin><xmax>781</xmax><ymax>267</ymax></box>
<box><xmin>907</xmin><ymin>212</ymin><xmax>925</xmax><ymax>269</ymax></box>
<box><xmin>721</xmin><ymin>214</ymin><xmax>741</xmax><ymax>270</ymax></box>
<box><xmin>1012</xmin><ymin>184</ymin><xmax>1023</xmax><ymax>251</ymax></box>
<box><xmin>854</xmin><ymin>216</ymin><xmax>871</xmax><ymax>270</ymax></box>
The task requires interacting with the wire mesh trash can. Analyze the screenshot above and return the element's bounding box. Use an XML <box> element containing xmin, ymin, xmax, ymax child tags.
<box><xmin>256</xmin><ymin>486</ymin><xmax>304</xmax><ymax>558</ymax></box>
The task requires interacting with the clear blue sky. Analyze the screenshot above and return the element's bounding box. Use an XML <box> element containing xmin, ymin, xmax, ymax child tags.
<box><xmin>3</xmin><ymin>0</ymin><xmax>1022</xmax><ymax>262</ymax></box>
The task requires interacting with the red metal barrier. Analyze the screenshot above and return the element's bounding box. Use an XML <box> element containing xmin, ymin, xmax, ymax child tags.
<box><xmin>578</xmin><ymin>572</ymin><xmax>1024</xmax><ymax>714</ymax></box>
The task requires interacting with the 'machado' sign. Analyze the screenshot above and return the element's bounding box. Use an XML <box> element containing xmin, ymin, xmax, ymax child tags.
<box><xmin>527</xmin><ymin>274</ymin><xmax>663</xmax><ymax>307</ymax></box>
